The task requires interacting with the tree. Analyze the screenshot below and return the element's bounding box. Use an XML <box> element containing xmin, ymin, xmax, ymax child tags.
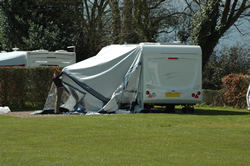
<box><xmin>0</xmin><ymin>0</ymin><xmax>33</xmax><ymax>50</ymax></box>
<box><xmin>187</xmin><ymin>0</ymin><xmax>250</xmax><ymax>69</ymax></box>
<box><xmin>120</xmin><ymin>0</ymin><xmax>135</xmax><ymax>43</ymax></box>
<box><xmin>109</xmin><ymin>0</ymin><xmax>174</xmax><ymax>44</ymax></box>
<box><xmin>218</xmin><ymin>42</ymin><xmax>249</xmax><ymax>74</ymax></box>
<box><xmin>202</xmin><ymin>53</ymin><xmax>223</xmax><ymax>90</ymax></box>
<box><xmin>0</xmin><ymin>0</ymin><xmax>78</xmax><ymax>51</ymax></box>
<box><xmin>73</xmin><ymin>0</ymin><xmax>110</xmax><ymax>60</ymax></box>
<box><xmin>202</xmin><ymin>42</ymin><xmax>250</xmax><ymax>90</ymax></box>
<box><xmin>109</xmin><ymin>0</ymin><xmax>121</xmax><ymax>44</ymax></box>
<box><xmin>0</xmin><ymin>0</ymin><xmax>111</xmax><ymax>61</ymax></box>
<box><xmin>133</xmin><ymin>0</ymin><xmax>168</xmax><ymax>42</ymax></box>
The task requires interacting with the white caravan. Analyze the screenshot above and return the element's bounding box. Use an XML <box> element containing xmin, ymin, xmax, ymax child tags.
<box><xmin>44</xmin><ymin>43</ymin><xmax>202</xmax><ymax>113</ymax></box>
<box><xmin>0</xmin><ymin>47</ymin><xmax>76</xmax><ymax>67</ymax></box>
<box><xmin>140</xmin><ymin>43</ymin><xmax>202</xmax><ymax>113</ymax></box>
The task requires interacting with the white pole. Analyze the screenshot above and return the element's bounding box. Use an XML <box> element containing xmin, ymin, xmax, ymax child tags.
<box><xmin>247</xmin><ymin>84</ymin><xmax>250</xmax><ymax>111</ymax></box>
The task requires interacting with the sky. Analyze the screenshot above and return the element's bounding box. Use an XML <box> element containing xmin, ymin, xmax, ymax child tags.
<box><xmin>217</xmin><ymin>19</ymin><xmax>250</xmax><ymax>49</ymax></box>
<box><xmin>174</xmin><ymin>0</ymin><xmax>250</xmax><ymax>51</ymax></box>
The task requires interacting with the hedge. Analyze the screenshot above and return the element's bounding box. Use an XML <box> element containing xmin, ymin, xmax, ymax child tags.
<box><xmin>1</xmin><ymin>68</ymin><xmax>249</xmax><ymax>110</ymax></box>
<box><xmin>0</xmin><ymin>67</ymin><xmax>62</xmax><ymax>109</ymax></box>
<box><xmin>222</xmin><ymin>73</ymin><xmax>250</xmax><ymax>109</ymax></box>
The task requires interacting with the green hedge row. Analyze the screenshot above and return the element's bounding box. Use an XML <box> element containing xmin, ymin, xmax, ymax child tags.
<box><xmin>0</xmin><ymin>67</ymin><xmax>63</xmax><ymax>109</ymax></box>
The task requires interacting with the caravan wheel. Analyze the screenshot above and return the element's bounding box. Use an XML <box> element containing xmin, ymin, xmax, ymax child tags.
<box><xmin>165</xmin><ymin>104</ymin><xmax>175</xmax><ymax>113</ymax></box>
<box><xmin>143</xmin><ymin>104</ymin><xmax>152</xmax><ymax>113</ymax></box>
<box><xmin>182</xmin><ymin>105</ymin><xmax>194</xmax><ymax>113</ymax></box>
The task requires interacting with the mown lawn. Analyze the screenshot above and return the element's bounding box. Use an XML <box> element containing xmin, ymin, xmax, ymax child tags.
<box><xmin>0</xmin><ymin>107</ymin><xmax>249</xmax><ymax>166</ymax></box>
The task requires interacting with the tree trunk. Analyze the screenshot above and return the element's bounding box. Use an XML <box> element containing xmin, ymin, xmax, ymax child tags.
<box><xmin>109</xmin><ymin>0</ymin><xmax>121</xmax><ymax>44</ymax></box>
<box><xmin>121</xmin><ymin>0</ymin><xmax>134</xmax><ymax>43</ymax></box>
<box><xmin>190</xmin><ymin>0</ymin><xmax>250</xmax><ymax>70</ymax></box>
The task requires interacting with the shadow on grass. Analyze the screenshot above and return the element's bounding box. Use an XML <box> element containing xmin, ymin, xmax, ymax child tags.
<box><xmin>144</xmin><ymin>108</ymin><xmax>250</xmax><ymax>116</ymax></box>
<box><xmin>190</xmin><ymin>108</ymin><xmax>250</xmax><ymax>116</ymax></box>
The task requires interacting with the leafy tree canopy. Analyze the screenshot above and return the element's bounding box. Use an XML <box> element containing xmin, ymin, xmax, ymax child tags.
<box><xmin>0</xmin><ymin>0</ymin><xmax>78</xmax><ymax>51</ymax></box>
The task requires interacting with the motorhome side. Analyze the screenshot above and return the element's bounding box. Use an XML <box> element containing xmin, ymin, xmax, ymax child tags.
<box><xmin>140</xmin><ymin>44</ymin><xmax>202</xmax><ymax>112</ymax></box>
<box><xmin>0</xmin><ymin>49</ymin><xmax>76</xmax><ymax>67</ymax></box>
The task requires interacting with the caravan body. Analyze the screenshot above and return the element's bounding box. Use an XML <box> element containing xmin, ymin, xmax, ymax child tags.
<box><xmin>26</xmin><ymin>50</ymin><xmax>76</xmax><ymax>67</ymax></box>
<box><xmin>47</xmin><ymin>43</ymin><xmax>201</xmax><ymax>113</ymax></box>
<box><xmin>0</xmin><ymin>49</ymin><xmax>76</xmax><ymax>67</ymax></box>
<box><xmin>140</xmin><ymin>44</ymin><xmax>202</xmax><ymax>110</ymax></box>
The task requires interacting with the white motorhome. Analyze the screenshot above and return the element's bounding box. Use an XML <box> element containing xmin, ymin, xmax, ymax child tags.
<box><xmin>141</xmin><ymin>43</ymin><xmax>202</xmax><ymax>113</ymax></box>
<box><xmin>48</xmin><ymin>43</ymin><xmax>202</xmax><ymax>113</ymax></box>
<box><xmin>0</xmin><ymin>47</ymin><xmax>76</xmax><ymax>67</ymax></box>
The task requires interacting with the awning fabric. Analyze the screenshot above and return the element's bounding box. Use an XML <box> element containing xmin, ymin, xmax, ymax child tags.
<box><xmin>44</xmin><ymin>44</ymin><xmax>143</xmax><ymax>113</ymax></box>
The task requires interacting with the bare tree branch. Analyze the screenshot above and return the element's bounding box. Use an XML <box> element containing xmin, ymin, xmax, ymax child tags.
<box><xmin>184</xmin><ymin>0</ymin><xmax>195</xmax><ymax>14</ymax></box>
<box><xmin>148</xmin><ymin>0</ymin><xmax>165</xmax><ymax>10</ymax></box>
<box><xmin>233</xmin><ymin>23</ymin><xmax>246</xmax><ymax>36</ymax></box>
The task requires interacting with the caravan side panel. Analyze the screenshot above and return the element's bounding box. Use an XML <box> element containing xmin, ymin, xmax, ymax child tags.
<box><xmin>142</xmin><ymin>45</ymin><xmax>202</xmax><ymax>105</ymax></box>
<box><xmin>27</xmin><ymin>51</ymin><xmax>76</xmax><ymax>67</ymax></box>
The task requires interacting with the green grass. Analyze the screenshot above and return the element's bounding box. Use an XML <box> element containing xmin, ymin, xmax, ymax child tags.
<box><xmin>0</xmin><ymin>107</ymin><xmax>249</xmax><ymax>166</ymax></box>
